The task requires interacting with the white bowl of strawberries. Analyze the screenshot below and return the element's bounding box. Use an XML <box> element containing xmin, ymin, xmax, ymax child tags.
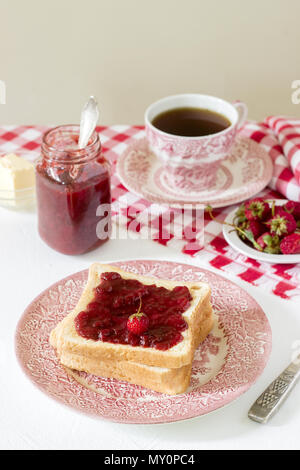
<box><xmin>222</xmin><ymin>198</ymin><xmax>300</xmax><ymax>264</ymax></box>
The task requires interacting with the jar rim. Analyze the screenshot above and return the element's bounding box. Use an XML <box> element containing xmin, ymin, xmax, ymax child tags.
<box><xmin>42</xmin><ymin>124</ymin><xmax>100</xmax><ymax>163</ymax></box>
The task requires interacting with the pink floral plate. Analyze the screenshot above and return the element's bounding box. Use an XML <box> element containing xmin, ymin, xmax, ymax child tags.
<box><xmin>116</xmin><ymin>137</ymin><xmax>273</xmax><ymax>208</ymax></box>
<box><xmin>15</xmin><ymin>260</ymin><xmax>272</xmax><ymax>424</ymax></box>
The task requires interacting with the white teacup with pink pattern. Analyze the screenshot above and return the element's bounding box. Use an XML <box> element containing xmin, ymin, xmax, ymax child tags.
<box><xmin>145</xmin><ymin>94</ymin><xmax>247</xmax><ymax>188</ymax></box>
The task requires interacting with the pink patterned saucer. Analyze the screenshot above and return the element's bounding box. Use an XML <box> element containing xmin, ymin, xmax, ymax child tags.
<box><xmin>116</xmin><ymin>137</ymin><xmax>273</xmax><ymax>208</ymax></box>
<box><xmin>15</xmin><ymin>260</ymin><xmax>272</xmax><ymax>424</ymax></box>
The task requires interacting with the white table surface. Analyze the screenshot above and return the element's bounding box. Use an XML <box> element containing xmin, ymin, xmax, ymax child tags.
<box><xmin>1</xmin><ymin>205</ymin><xmax>300</xmax><ymax>451</ymax></box>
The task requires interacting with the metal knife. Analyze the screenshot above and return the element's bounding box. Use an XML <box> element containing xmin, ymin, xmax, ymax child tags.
<box><xmin>248</xmin><ymin>354</ymin><xmax>300</xmax><ymax>424</ymax></box>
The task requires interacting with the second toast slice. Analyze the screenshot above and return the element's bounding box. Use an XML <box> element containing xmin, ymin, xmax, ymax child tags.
<box><xmin>50</xmin><ymin>302</ymin><xmax>214</xmax><ymax>394</ymax></box>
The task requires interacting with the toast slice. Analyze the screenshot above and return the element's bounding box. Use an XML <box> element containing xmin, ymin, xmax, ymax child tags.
<box><xmin>50</xmin><ymin>263</ymin><xmax>212</xmax><ymax>369</ymax></box>
<box><xmin>50</xmin><ymin>304</ymin><xmax>214</xmax><ymax>395</ymax></box>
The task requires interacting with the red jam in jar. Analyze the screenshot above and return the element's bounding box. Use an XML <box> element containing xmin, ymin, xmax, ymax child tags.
<box><xmin>74</xmin><ymin>272</ymin><xmax>192</xmax><ymax>350</ymax></box>
<box><xmin>36</xmin><ymin>125</ymin><xmax>111</xmax><ymax>255</ymax></box>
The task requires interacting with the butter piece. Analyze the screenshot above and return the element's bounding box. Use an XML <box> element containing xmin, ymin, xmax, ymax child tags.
<box><xmin>0</xmin><ymin>153</ymin><xmax>35</xmax><ymax>193</ymax></box>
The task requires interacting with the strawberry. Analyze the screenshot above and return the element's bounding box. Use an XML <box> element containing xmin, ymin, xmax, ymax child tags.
<box><xmin>266</xmin><ymin>211</ymin><xmax>297</xmax><ymax>237</ymax></box>
<box><xmin>248</xmin><ymin>220</ymin><xmax>265</xmax><ymax>239</ymax></box>
<box><xmin>256</xmin><ymin>232</ymin><xmax>270</xmax><ymax>250</ymax></box>
<box><xmin>257</xmin><ymin>232</ymin><xmax>281</xmax><ymax>254</ymax></box>
<box><xmin>127</xmin><ymin>298</ymin><xmax>149</xmax><ymax>335</ymax></box>
<box><xmin>127</xmin><ymin>311</ymin><xmax>149</xmax><ymax>335</ymax></box>
<box><xmin>244</xmin><ymin>198</ymin><xmax>270</xmax><ymax>221</ymax></box>
<box><xmin>283</xmin><ymin>201</ymin><xmax>300</xmax><ymax>220</ymax></box>
<box><xmin>280</xmin><ymin>233</ymin><xmax>300</xmax><ymax>254</ymax></box>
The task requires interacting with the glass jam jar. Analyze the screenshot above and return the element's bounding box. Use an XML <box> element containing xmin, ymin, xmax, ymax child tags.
<box><xmin>36</xmin><ymin>125</ymin><xmax>111</xmax><ymax>255</ymax></box>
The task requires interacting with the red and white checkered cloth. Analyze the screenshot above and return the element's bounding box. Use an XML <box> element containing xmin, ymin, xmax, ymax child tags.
<box><xmin>1</xmin><ymin>122</ymin><xmax>300</xmax><ymax>301</ymax></box>
<box><xmin>242</xmin><ymin>119</ymin><xmax>300</xmax><ymax>201</ymax></box>
<box><xmin>268</xmin><ymin>116</ymin><xmax>300</xmax><ymax>185</ymax></box>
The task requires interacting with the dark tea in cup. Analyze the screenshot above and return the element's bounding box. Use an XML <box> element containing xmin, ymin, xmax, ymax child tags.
<box><xmin>151</xmin><ymin>107</ymin><xmax>231</xmax><ymax>137</ymax></box>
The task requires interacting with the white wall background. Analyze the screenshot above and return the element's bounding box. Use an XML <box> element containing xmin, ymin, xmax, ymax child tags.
<box><xmin>1</xmin><ymin>0</ymin><xmax>300</xmax><ymax>125</ymax></box>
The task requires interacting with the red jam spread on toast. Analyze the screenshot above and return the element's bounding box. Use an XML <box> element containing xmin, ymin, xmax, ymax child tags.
<box><xmin>74</xmin><ymin>272</ymin><xmax>192</xmax><ymax>350</ymax></box>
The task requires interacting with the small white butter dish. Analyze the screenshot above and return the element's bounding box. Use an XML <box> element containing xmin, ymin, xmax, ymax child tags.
<box><xmin>0</xmin><ymin>153</ymin><xmax>36</xmax><ymax>209</ymax></box>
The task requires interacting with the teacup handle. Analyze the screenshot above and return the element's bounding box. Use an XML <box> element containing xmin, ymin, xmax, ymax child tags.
<box><xmin>233</xmin><ymin>101</ymin><xmax>248</xmax><ymax>129</ymax></box>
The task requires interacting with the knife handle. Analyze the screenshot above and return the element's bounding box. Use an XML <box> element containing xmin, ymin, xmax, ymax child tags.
<box><xmin>248</xmin><ymin>361</ymin><xmax>300</xmax><ymax>424</ymax></box>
